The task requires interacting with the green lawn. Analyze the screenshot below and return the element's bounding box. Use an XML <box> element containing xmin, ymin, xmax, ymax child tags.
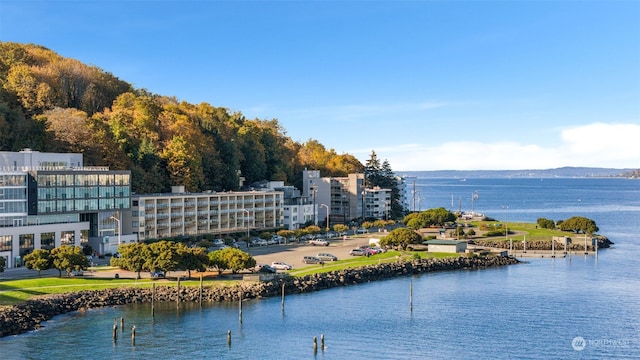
<box><xmin>470</xmin><ymin>220</ymin><xmax>577</xmax><ymax>242</ymax></box>
<box><xmin>0</xmin><ymin>250</ymin><xmax>459</xmax><ymax>306</ymax></box>
<box><xmin>288</xmin><ymin>250</ymin><xmax>458</xmax><ymax>277</ymax></box>
<box><xmin>0</xmin><ymin>277</ymin><xmax>236</xmax><ymax>306</ymax></box>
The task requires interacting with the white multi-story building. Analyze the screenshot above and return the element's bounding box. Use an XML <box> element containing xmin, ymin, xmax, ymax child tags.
<box><xmin>302</xmin><ymin>170</ymin><xmax>411</xmax><ymax>223</ymax></box>
<box><xmin>397</xmin><ymin>175</ymin><xmax>413</xmax><ymax>213</ymax></box>
<box><xmin>0</xmin><ymin>149</ymin><xmax>131</xmax><ymax>268</ymax></box>
<box><xmin>364</xmin><ymin>187</ymin><xmax>392</xmax><ymax>220</ymax></box>
<box><xmin>263</xmin><ymin>181</ymin><xmax>313</xmax><ymax>230</ymax></box>
<box><xmin>129</xmin><ymin>186</ymin><xmax>284</xmax><ymax>241</ymax></box>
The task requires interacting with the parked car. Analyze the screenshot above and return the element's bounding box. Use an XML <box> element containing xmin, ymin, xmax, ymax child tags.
<box><xmin>302</xmin><ymin>256</ymin><xmax>324</xmax><ymax>264</ymax></box>
<box><xmin>271</xmin><ymin>261</ymin><xmax>293</xmax><ymax>270</ymax></box>
<box><xmin>256</xmin><ymin>264</ymin><xmax>277</xmax><ymax>273</ymax></box>
<box><xmin>70</xmin><ymin>269</ymin><xmax>84</xmax><ymax>276</ymax></box>
<box><xmin>213</xmin><ymin>239</ymin><xmax>225</xmax><ymax>246</ymax></box>
<box><xmin>316</xmin><ymin>253</ymin><xmax>338</xmax><ymax>262</ymax></box>
<box><xmin>251</xmin><ymin>238</ymin><xmax>268</xmax><ymax>246</ymax></box>
<box><xmin>271</xmin><ymin>235</ymin><xmax>285</xmax><ymax>244</ymax></box>
<box><xmin>361</xmin><ymin>247</ymin><xmax>378</xmax><ymax>256</ymax></box>
<box><xmin>349</xmin><ymin>248</ymin><xmax>368</xmax><ymax>256</ymax></box>
<box><xmin>308</xmin><ymin>238</ymin><xmax>329</xmax><ymax>246</ymax></box>
<box><xmin>356</xmin><ymin>228</ymin><xmax>367</xmax><ymax>234</ymax></box>
<box><xmin>359</xmin><ymin>246</ymin><xmax>380</xmax><ymax>254</ymax></box>
<box><xmin>150</xmin><ymin>271</ymin><xmax>165</xmax><ymax>278</ymax></box>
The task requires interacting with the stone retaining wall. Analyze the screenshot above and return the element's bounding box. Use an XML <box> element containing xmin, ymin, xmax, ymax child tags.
<box><xmin>0</xmin><ymin>255</ymin><xmax>518</xmax><ymax>337</ymax></box>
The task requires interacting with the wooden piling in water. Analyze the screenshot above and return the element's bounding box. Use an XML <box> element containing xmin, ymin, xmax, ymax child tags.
<box><xmin>177</xmin><ymin>277</ymin><xmax>181</xmax><ymax>308</ymax></box>
<box><xmin>151</xmin><ymin>283</ymin><xmax>156</xmax><ymax>318</ymax></box>
<box><xmin>227</xmin><ymin>330</ymin><xmax>231</xmax><ymax>346</ymax></box>
<box><xmin>239</xmin><ymin>291</ymin><xmax>243</xmax><ymax>324</ymax></box>
<box><xmin>120</xmin><ymin>317</ymin><xmax>124</xmax><ymax>332</ymax></box>
<box><xmin>131</xmin><ymin>325</ymin><xmax>136</xmax><ymax>345</ymax></box>
<box><xmin>112</xmin><ymin>323</ymin><xmax>118</xmax><ymax>341</ymax></box>
<box><xmin>313</xmin><ymin>336</ymin><xmax>317</xmax><ymax>353</ymax></box>
<box><xmin>410</xmin><ymin>278</ymin><xmax>413</xmax><ymax>312</ymax></box>
<box><xmin>321</xmin><ymin>334</ymin><xmax>325</xmax><ymax>350</ymax></box>
<box><xmin>281</xmin><ymin>283</ymin><xmax>285</xmax><ymax>312</ymax></box>
<box><xmin>199</xmin><ymin>275</ymin><xmax>203</xmax><ymax>306</ymax></box>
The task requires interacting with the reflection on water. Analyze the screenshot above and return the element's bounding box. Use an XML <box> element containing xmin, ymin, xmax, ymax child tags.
<box><xmin>1</xmin><ymin>178</ymin><xmax>639</xmax><ymax>360</ymax></box>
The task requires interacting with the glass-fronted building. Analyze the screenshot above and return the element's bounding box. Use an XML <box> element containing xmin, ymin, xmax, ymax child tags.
<box><xmin>0</xmin><ymin>149</ymin><xmax>131</xmax><ymax>268</ymax></box>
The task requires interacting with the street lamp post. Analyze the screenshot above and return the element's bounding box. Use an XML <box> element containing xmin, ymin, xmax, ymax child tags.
<box><xmin>311</xmin><ymin>186</ymin><xmax>318</xmax><ymax>226</ymax></box>
<box><xmin>242</xmin><ymin>209</ymin><xmax>250</xmax><ymax>241</ymax></box>
<box><xmin>109</xmin><ymin>215</ymin><xmax>121</xmax><ymax>246</ymax></box>
<box><xmin>320</xmin><ymin>204</ymin><xmax>329</xmax><ymax>231</ymax></box>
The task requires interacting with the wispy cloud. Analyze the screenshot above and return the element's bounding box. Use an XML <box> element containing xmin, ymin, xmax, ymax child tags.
<box><xmin>350</xmin><ymin>123</ymin><xmax>640</xmax><ymax>171</ymax></box>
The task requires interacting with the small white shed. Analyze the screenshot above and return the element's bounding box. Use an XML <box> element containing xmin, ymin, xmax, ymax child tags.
<box><xmin>424</xmin><ymin>240</ymin><xmax>467</xmax><ymax>253</ymax></box>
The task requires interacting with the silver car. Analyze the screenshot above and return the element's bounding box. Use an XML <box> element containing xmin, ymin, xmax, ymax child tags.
<box><xmin>316</xmin><ymin>253</ymin><xmax>338</xmax><ymax>261</ymax></box>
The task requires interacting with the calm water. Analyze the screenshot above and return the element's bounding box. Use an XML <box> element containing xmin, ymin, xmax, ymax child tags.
<box><xmin>1</xmin><ymin>178</ymin><xmax>639</xmax><ymax>360</ymax></box>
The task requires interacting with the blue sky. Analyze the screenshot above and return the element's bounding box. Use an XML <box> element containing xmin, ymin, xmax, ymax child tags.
<box><xmin>1</xmin><ymin>0</ymin><xmax>639</xmax><ymax>171</ymax></box>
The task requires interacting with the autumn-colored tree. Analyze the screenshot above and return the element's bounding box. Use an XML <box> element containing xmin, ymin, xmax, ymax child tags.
<box><xmin>162</xmin><ymin>135</ymin><xmax>204</xmax><ymax>191</ymax></box>
<box><xmin>40</xmin><ymin>107</ymin><xmax>92</xmax><ymax>153</ymax></box>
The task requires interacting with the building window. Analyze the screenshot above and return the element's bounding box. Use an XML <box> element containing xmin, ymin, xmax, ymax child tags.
<box><xmin>41</xmin><ymin>232</ymin><xmax>55</xmax><ymax>250</ymax></box>
<box><xmin>19</xmin><ymin>234</ymin><xmax>34</xmax><ymax>256</ymax></box>
<box><xmin>0</xmin><ymin>235</ymin><xmax>11</xmax><ymax>251</ymax></box>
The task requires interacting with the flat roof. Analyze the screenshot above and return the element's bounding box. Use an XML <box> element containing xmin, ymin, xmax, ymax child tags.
<box><xmin>423</xmin><ymin>240</ymin><xmax>466</xmax><ymax>245</ymax></box>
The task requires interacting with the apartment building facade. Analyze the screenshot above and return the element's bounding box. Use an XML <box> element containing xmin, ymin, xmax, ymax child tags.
<box><xmin>130</xmin><ymin>186</ymin><xmax>284</xmax><ymax>241</ymax></box>
<box><xmin>302</xmin><ymin>169</ymin><xmax>400</xmax><ymax>224</ymax></box>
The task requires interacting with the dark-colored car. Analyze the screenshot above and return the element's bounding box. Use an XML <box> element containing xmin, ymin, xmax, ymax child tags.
<box><xmin>257</xmin><ymin>264</ymin><xmax>277</xmax><ymax>273</ymax></box>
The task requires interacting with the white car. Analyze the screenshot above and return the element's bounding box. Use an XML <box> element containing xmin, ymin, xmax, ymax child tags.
<box><xmin>251</xmin><ymin>238</ymin><xmax>267</xmax><ymax>246</ymax></box>
<box><xmin>271</xmin><ymin>261</ymin><xmax>293</xmax><ymax>270</ymax></box>
<box><xmin>308</xmin><ymin>239</ymin><xmax>329</xmax><ymax>246</ymax></box>
<box><xmin>213</xmin><ymin>239</ymin><xmax>225</xmax><ymax>246</ymax></box>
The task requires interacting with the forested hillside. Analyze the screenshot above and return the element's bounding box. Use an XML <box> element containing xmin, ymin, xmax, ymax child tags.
<box><xmin>0</xmin><ymin>42</ymin><xmax>363</xmax><ymax>192</ymax></box>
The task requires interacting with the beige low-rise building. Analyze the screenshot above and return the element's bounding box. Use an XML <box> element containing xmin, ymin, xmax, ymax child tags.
<box><xmin>424</xmin><ymin>239</ymin><xmax>467</xmax><ymax>253</ymax></box>
<box><xmin>129</xmin><ymin>186</ymin><xmax>283</xmax><ymax>241</ymax></box>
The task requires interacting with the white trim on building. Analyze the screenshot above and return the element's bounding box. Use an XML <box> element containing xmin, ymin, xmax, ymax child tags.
<box><xmin>130</xmin><ymin>189</ymin><xmax>284</xmax><ymax>240</ymax></box>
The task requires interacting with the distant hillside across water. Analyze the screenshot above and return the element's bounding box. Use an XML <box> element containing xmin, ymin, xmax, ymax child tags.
<box><xmin>400</xmin><ymin>167</ymin><xmax>635</xmax><ymax>179</ymax></box>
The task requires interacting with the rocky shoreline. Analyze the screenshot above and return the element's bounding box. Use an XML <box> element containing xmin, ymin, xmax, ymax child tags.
<box><xmin>474</xmin><ymin>236</ymin><xmax>612</xmax><ymax>251</ymax></box>
<box><xmin>0</xmin><ymin>255</ymin><xmax>518</xmax><ymax>338</ymax></box>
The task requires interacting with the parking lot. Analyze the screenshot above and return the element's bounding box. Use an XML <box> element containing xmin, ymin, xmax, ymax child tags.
<box><xmin>0</xmin><ymin>235</ymin><xmax>380</xmax><ymax>280</ymax></box>
<box><xmin>247</xmin><ymin>235</ymin><xmax>374</xmax><ymax>269</ymax></box>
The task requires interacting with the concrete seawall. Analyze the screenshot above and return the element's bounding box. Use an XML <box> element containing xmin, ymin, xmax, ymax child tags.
<box><xmin>0</xmin><ymin>255</ymin><xmax>518</xmax><ymax>337</ymax></box>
